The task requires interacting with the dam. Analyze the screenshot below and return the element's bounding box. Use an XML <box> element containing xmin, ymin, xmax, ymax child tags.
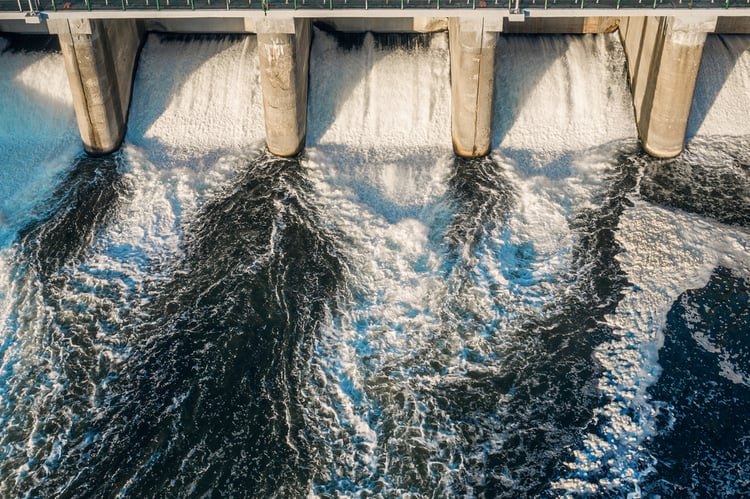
<box><xmin>2</xmin><ymin>2</ymin><xmax>750</xmax><ymax>157</ymax></box>
<box><xmin>2</xmin><ymin>0</ymin><xmax>750</xmax><ymax>497</ymax></box>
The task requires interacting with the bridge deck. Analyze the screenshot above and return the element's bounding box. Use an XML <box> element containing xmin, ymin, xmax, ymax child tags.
<box><xmin>3</xmin><ymin>0</ymin><xmax>749</xmax><ymax>14</ymax></box>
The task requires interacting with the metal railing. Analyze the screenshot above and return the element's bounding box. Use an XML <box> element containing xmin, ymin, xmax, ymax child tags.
<box><xmin>1</xmin><ymin>0</ymin><xmax>747</xmax><ymax>12</ymax></box>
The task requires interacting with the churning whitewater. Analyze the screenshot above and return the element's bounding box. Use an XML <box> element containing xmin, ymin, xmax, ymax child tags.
<box><xmin>0</xmin><ymin>29</ymin><xmax>749</xmax><ymax>498</ymax></box>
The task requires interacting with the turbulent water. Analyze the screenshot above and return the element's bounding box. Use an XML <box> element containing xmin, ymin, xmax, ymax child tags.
<box><xmin>0</xmin><ymin>29</ymin><xmax>749</xmax><ymax>497</ymax></box>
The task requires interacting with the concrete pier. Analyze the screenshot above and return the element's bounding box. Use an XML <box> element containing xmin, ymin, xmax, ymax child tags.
<box><xmin>257</xmin><ymin>18</ymin><xmax>312</xmax><ymax>157</ymax></box>
<box><xmin>620</xmin><ymin>15</ymin><xmax>717</xmax><ymax>158</ymax></box>
<box><xmin>449</xmin><ymin>17</ymin><xmax>498</xmax><ymax>159</ymax></box>
<box><xmin>49</xmin><ymin>19</ymin><xmax>143</xmax><ymax>155</ymax></box>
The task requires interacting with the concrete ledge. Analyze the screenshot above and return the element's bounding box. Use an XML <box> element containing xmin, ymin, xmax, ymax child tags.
<box><xmin>714</xmin><ymin>15</ymin><xmax>750</xmax><ymax>33</ymax></box>
<box><xmin>0</xmin><ymin>19</ymin><xmax>50</xmax><ymax>33</ymax></box>
<box><xmin>312</xmin><ymin>17</ymin><xmax>448</xmax><ymax>33</ymax></box>
<box><xmin>4</xmin><ymin>13</ymin><xmax>750</xmax><ymax>35</ymax></box>
<box><xmin>146</xmin><ymin>17</ymin><xmax>250</xmax><ymax>33</ymax></box>
<box><xmin>502</xmin><ymin>16</ymin><xmax>620</xmax><ymax>33</ymax></box>
<box><xmin>7</xmin><ymin>9</ymin><xmax>750</xmax><ymax>24</ymax></box>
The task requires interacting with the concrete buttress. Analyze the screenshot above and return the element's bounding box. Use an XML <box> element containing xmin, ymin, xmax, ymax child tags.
<box><xmin>620</xmin><ymin>15</ymin><xmax>717</xmax><ymax>158</ymax></box>
<box><xmin>449</xmin><ymin>17</ymin><xmax>497</xmax><ymax>158</ymax></box>
<box><xmin>257</xmin><ymin>18</ymin><xmax>312</xmax><ymax>157</ymax></box>
<box><xmin>49</xmin><ymin>18</ymin><xmax>143</xmax><ymax>155</ymax></box>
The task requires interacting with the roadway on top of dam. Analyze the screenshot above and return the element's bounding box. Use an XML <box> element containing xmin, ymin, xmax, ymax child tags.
<box><xmin>2</xmin><ymin>0</ymin><xmax>750</xmax><ymax>20</ymax></box>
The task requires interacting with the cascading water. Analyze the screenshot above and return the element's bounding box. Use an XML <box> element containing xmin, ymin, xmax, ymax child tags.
<box><xmin>0</xmin><ymin>27</ymin><xmax>749</xmax><ymax>498</ymax></box>
<box><xmin>303</xmin><ymin>31</ymin><xmax>643</xmax><ymax>496</ymax></box>
<box><xmin>0</xmin><ymin>37</ymin><xmax>80</xmax><ymax>497</ymax></box>
<box><xmin>0</xmin><ymin>36</ymin><xmax>78</xmax><ymax>242</ymax></box>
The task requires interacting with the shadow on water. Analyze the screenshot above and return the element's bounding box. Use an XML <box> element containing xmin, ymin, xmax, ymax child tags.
<box><xmin>638</xmin><ymin>136</ymin><xmax>750</xmax><ymax>227</ymax></box>
<box><xmin>35</xmin><ymin>152</ymin><xmax>347</xmax><ymax>497</ymax></box>
<box><xmin>0</xmin><ymin>33</ymin><xmax>60</xmax><ymax>53</ymax></box>
<box><xmin>311</xmin><ymin>24</ymin><xmax>435</xmax><ymax>53</ymax></box>
<box><xmin>0</xmin><ymin>32</ymin><xmax>80</xmax><ymax>165</ymax></box>
<box><xmin>492</xmin><ymin>35</ymin><xmax>568</xmax><ymax>148</ymax></box>
<box><xmin>126</xmin><ymin>33</ymin><xmax>256</xmax><ymax>156</ymax></box>
<box><xmin>18</xmin><ymin>153</ymin><xmax>129</xmax><ymax>279</ymax></box>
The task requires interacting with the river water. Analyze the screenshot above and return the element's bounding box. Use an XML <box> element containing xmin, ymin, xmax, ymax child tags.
<box><xmin>0</xmin><ymin>30</ymin><xmax>748</xmax><ymax>497</ymax></box>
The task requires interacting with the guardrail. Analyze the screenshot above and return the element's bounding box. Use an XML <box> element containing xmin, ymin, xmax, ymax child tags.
<box><xmin>2</xmin><ymin>0</ymin><xmax>748</xmax><ymax>14</ymax></box>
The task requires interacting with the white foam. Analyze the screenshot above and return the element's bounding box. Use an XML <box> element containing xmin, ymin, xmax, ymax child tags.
<box><xmin>3</xmin><ymin>27</ymin><xmax>747</xmax><ymax>497</ymax></box>
<box><xmin>688</xmin><ymin>35</ymin><xmax>750</xmax><ymax>138</ymax></box>
<box><xmin>127</xmin><ymin>34</ymin><xmax>265</xmax><ymax>162</ymax></box>
<box><xmin>495</xmin><ymin>34</ymin><xmax>637</xmax><ymax>158</ymax></box>
<box><xmin>0</xmin><ymin>48</ymin><xmax>80</xmax><ymax>476</ymax></box>
<box><xmin>489</xmin><ymin>33</ymin><xmax>639</xmax><ymax>324</ymax></box>
<box><xmin>108</xmin><ymin>34</ymin><xmax>267</xmax><ymax>270</ymax></box>
<box><xmin>555</xmin><ymin>201</ymin><xmax>750</xmax><ymax>494</ymax></box>
<box><xmin>553</xmin><ymin>34</ymin><xmax>750</xmax><ymax>495</ymax></box>
<box><xmin>0</xmin><ymin>45</ymin><xmax>79</xmax><ymax>242</ymax></box>
<box><xmin>693</xmin><ymin>322</ymin><xmax>750</xmax><ymax>388</ymax></box>
<box><xmin>308</xmin><ymin>30</ymin><xmax>452</xmax><ymax>150</ymax></box>
<box><xmin>304</xmin><ymin>31</ymin><xmax>462</xmax><ymax>492</ymax></box>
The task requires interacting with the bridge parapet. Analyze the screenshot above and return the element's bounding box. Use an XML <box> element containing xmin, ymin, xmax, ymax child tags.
<box><xmin>4</xmin><ymin>0</ymin><xmax>750</xmax><ymax>15</ymax></box>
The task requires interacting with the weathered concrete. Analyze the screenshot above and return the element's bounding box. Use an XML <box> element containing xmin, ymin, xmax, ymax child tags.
<box><xmin>0</xmin><ymin>19</ymin><xmax>49</xmax><ymax>34</ymax></box>
<box><xmin>449</xmin><ymin>17</ymin><xmax>497</xmax><ymax>158</ymax></box>
<box><xmin>49</xmin><ymin>18</ymin><xmax>143</xmax><ymax>155</ymax></box>
<box><xmin>257</xmin><ymin>18</ymin><xmax>311</xmax><ymax>157</ymax></box>
<box><xmin>620</xmin><ymin>15</ymin><xmax>716</xmax><ymax>158</ymax></box>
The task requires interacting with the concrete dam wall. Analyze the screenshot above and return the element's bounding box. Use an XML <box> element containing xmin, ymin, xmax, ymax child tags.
<box><xmin>2</xmin><ymin>14</ymin><xmax>749</xmax><ymax>158</ymax></box>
